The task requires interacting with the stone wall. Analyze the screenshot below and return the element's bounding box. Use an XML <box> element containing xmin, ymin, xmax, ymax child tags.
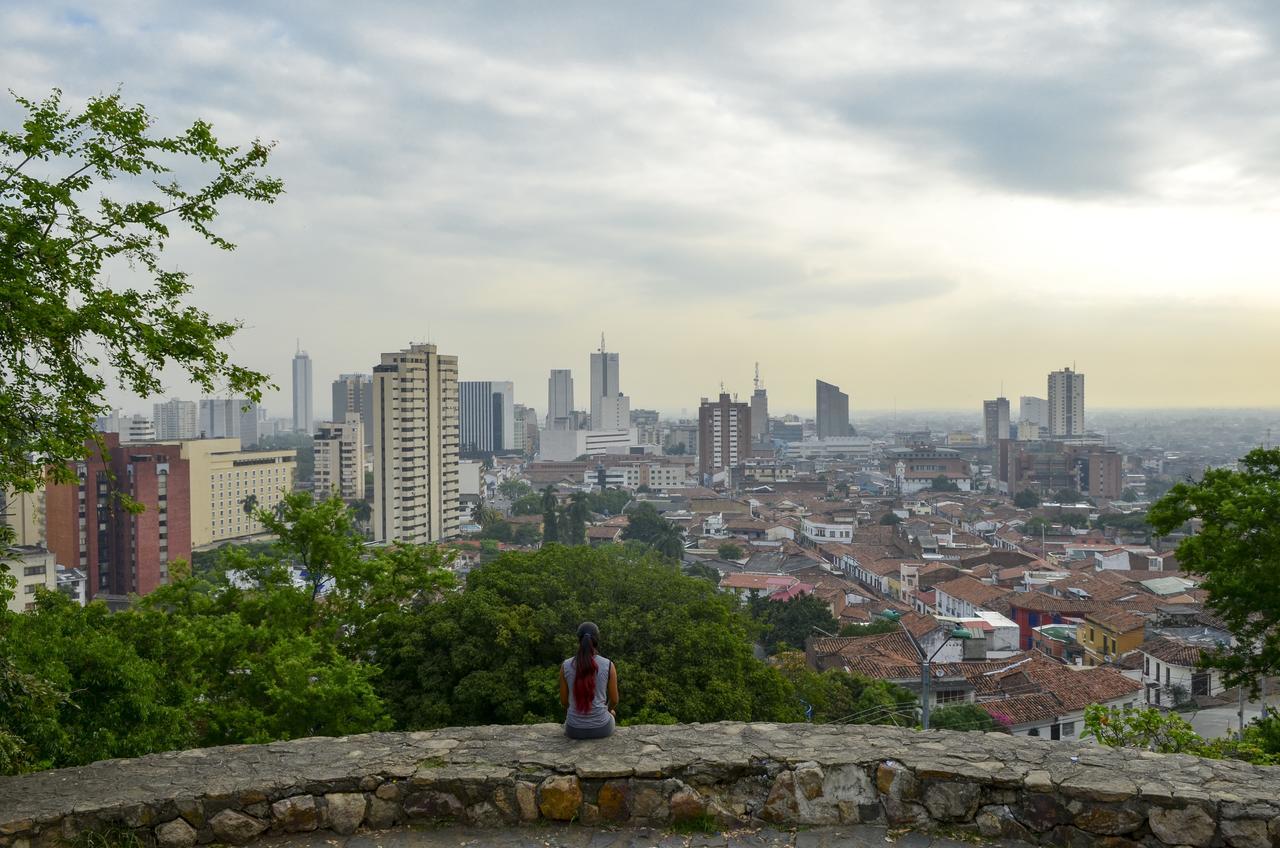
<box><xmin>2</xmin><ymin>723</ymin><xmax>1279</xmax><ymax>848</ymax></box>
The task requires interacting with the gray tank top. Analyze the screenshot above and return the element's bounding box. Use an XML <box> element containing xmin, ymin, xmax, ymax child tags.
<box><xmin>563</xmin><ymin>654</ymin><xmax>612</xmax><ymax>730</ymax></box>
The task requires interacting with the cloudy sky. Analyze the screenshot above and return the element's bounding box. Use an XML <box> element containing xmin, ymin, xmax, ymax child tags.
<box><xmin>4</xmin><ymin>2</ymin><xmax>1279</xmax><ymax>419</ymax></box>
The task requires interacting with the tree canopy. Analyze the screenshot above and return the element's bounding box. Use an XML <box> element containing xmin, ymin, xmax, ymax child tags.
<box><xmin>0</xmin><ymin>88</ymin><xmax>281</xmax><ymax>493</ymax></box>
<box><xmin>373</xmin><ymin>545</ymin><xmax>800</xmax><ymax>728</ymax></box>
<box><xmin>747</xmin><ymin>593</ymin><xmax>838</xmax><ymax>655</ymax></box>
<box><xmin>1148</xmin><ymin>448</ymin><xmax>1280</xmax><ymax>688</ymax></box>
<box><xmin>1013</xmin><ymin>489</ymin><xmax>1040</xmax><ymax>508</ymax></box>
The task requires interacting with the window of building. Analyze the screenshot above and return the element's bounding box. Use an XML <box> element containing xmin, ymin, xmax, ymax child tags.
<box><xmin>1060</xmin><ymin>721</ymin><xmax>1075</xmax><ymax>736</ymax></box>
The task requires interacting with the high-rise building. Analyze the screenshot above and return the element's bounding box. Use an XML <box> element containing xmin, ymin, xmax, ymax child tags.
<box><xmin>332</xmin><ymin>373</ymin><xmax>374</xmax><ymax>447</ymax></box>
<box><xmin>815</xmin><ymin>380</ymin><xmax>852</xmax><ymax>439</ymax></box>
<box><xmin>589</xmin><ymin>335</ymin><xmax>629</xmax><ymax>430</ymax></box>
<box><xmin>459</xmin><ymin>381</ymin><xmax>516</xmax><ymax>455</ymax></box>
<box><xmin>292</xmin><ymin>343</ymin><xmax>313</xmax><ymax>434</ymax></box>
<box><xmin>152</xmin><ymin>399</ymin><xmax>199</xmax><ymax>440</ymax></box>
<box><xmin>750</xmin><ymin>363</ymin><xmax>770</xmax><ymax>446</ymax></box>
<box><xmin>93</xmin><ymin>409</ymin><xmax>124</xmax><ymax>434</ymax></box>
<box><xmin>983</xmin><ymin>397</ymin><xmax>1010</xmax><ymax>444</ymax></box>
<box><xmin>171</xmin><ymin>438</ymin><xmax>295</xmax><ymax>547</ymax></box>
<box><xmin>372</xmin><ymin>343</ymin><xmax>460</xmax><ymax>543</ymax></box>
<box><xmin>314</xmin><ymin>414</ymin><xmax>365</xmax><ymax>501</ymax></box>
<box><xmin>45</xmin><ymin>433</ymin><xmax>191</xmax><ymax>601</ymax></box>
<box><xmin>698</xmin><ymin>393</ymin><xmax>750</xmax><ymax>479</ymax></box>
<box><xmin>547</xmin><ymin>369</ymin><xmax>574</xmax><ymax>430</ymax></box>
<box><xmin>1019</xmin><ymin>396</ymin><xmax>1047</xmax><ymax>428</ymax></box>
<box><xmin>1048</xmin><ymin>367</ymin><xmax>1085</xmax><ymax>437</ymax></box>
<box><xmin>513</xmin><ymin>404</ymin><xmax>538</xmax><ymax>456</ymax></box>
<box><xmin>198</xmin><ymin>398</ymin><xmax>259</xmax><ymax>449</ymax></box>
<box><xmin>125</xmin><ymin>413</ymin><xmax>156</xmax><ymax>442</ymax></box>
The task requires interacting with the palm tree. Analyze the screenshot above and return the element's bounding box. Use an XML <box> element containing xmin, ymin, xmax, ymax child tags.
<box><xmin>241</xmin><ymin>493</ymin><xmax>259</xmax><ymax>518</ymax></box>
<box><xmin>651</xmin><ymin>523</ymin><xmax>686</xmax><ymax>561</ymax></box>
<box><xmin>567</xmin><ymin>491</ymin><xmax>589</xmax><ymax>545</ymax></box>
<box><xmin>541</xmin><ymin>486</ymin><xmax>560</xmax><ymax>544</ymax></box>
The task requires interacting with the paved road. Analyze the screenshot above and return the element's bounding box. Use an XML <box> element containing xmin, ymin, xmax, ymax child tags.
<box><xmin>261</xmin><ymin>825</ymin><xmax>1020</xmax><ymax>848</ymax></box>
<box><xmin>1188</xmin><ymin>691</ymin><xmax>1280</xmax><ymax>738</ymax></box>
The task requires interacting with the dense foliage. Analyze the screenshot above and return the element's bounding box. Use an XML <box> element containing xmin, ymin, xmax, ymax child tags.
<box><xmin>771</xmin><ymin>652</ymin><xmax>917</xmax><ymax>726</ymax></box>
<box><xmin>747</xmin><ymin>593</ymin><xmax>838</xmax><ymax>655</ymax></box>
<box><xmin>1149</xmin><ymin>448</ymin><xmax>1280</xmax><ymax>687</ymax></box>
<box><xmin>375</xmin><ymin>544</ymin><xmax>800</xmax><ymax>728</ymax></box>
<box><xmin>622</xmin><ymin>502</ymin><xmax>685</xmax><ymax>560</ymax></box>
<box><xmin>927</xmin><ymin>703</ymin><xmax>1003</xmax><ymax>732</ymax></box>
<box><xmin>0</xmin><ymin>88</ymin><xmax>280</xmax><ymax>493</ymax></box>
<box><xmin>1084</xmin><ymin>704</ymin><xmax>1280</xmax><ymax>766</ymax></box>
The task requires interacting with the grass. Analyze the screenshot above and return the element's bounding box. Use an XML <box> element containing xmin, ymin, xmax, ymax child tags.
<box><xmin>669</xmin><ymin>813</ymin><xmax>720</xmax><ymax>835</ymax></box>
<box><xmin>70</xmin><ymin>825</ymin><xmax>155</xmax><ymax>848</ymax></box>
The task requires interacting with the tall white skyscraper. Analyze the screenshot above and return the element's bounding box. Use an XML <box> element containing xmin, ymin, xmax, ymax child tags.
<box><xmin>547</xmin><ymin>369</ymin><xmax>575</xmax><ymax>430</ymax></box>
<box><xmin>152</xmin><ymin>399</ymin><xmax>199</xmax><ymax>440</ymax></box>
<box><xmin>292</xmin><ymin>343</ymin><xmax>313</xmax><ymax>434</ymax></box>
<box><xmin>1019</xmin><ymin>396</ymin><xmax>1047</xmax><ymax>428</ymax></box>
<box><xmin>197</xmin><ymin>398</ymin><xmax>258</xmax><ymax>449</ymax></box>
<box><xmin>1047</xmin><ymin>367</ymin><xmax>1085</xmax><ymax>437</ymax></box>
<box><xmin>589</xmin><ymin>335</ymin><xmax>629</xmax><ymax>430</ymax></box>
<box><xmin>314</xmin><ymin>414</ymin><xmax>365</xmax><ymax>501</ymax></box>
<box><xmin>371</xmin><ymin>343</ymin><xmax>460</xmax><ymax>543</ymax></box>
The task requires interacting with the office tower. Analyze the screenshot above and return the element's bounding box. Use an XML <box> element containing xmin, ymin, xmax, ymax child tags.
<box><xmin>332</xmin><ymin>373</ymin><xmax>374</xmax><ymax>447</ymax></box>
<box><xmin>513</xmin><ymin>404</ymin><xmax>537</xmax><ymax>455</ymax></box>
<box><xmin>372</xmin><ymin>343</ymin><xmax>460</xmax><ymax>543</ymax></box>
<box><xmin>631</xmin><ymin>408</ymin><xmax>660</xmax><ymax>446</ymax></box>
<box><xmin>93</xmin><ymin>409</ymin><xmax>124</xmax><ymax>434</ymax></box>
<box><xmin>815</xmin><ymin>379</ymin><xmax>852</xmax><ymax>439</ymax></box>
<box><xmin>152</xmin><ymin>399</ymin><xmax>199</xmax><ymax>440</ymax></box>
<box><xmin>1048</xmin><ymin>367</ymin><xmax>1085</xmax><ymax>437</ymax></box>
<box><xmin>750</xmin><ymin>363</ymin><xmax>770</xmax><ymax>445</ymax></box>
<box><xmin>176</xmin><ymin>438</ymin><xmax>295</xmax><ymax>546</ymax></box>
<box><xmin>200</xmin><ymin>398</ymin><xmax>239</xmax><ymax>439</ymax></box>
<box><xmin>292</xmin><ymin>343</ymin><xmax>313</xmax><ymax>434</ymax></box>
<box><xmin>314</xmin><ymin>414</ymin><xmax>365</xmax><ymax>501</ymax></box>
<box><xmin>457</xmin><ymin>381</ymin><xmax>513</xmax><ymax>455</ymax></box>
<box><xmin>125</xmin><ymin>413</ymin><xmax>156</xmax><ymax>442</ymax></box>
<box><xmin>547</xmin><ymin>369</ymin><xmax>574</xmax><ymax>429</ymax></box>
<box><xmin>698</xmin><ymin>393</ymin><xmax>751</xmax><ymax>478</ymax></box>
<box><xmin>1019</xmin><ymin>396</ymin><xmax>1047</xmax><ymax>428</ymax></box>
<box><xmin>589</xmin><ymin>335</ymin><xmax>629</xmax><ymax>430</ymax></box>
<box><xmin>45</xmin><ymin>433</ymin><xmax>191</xmax><ymax>601</ymax></box>
<box><xmin>983</xmin><ymin>397</ymin><xmax>1010</xmax><ymax>444</ymax></box>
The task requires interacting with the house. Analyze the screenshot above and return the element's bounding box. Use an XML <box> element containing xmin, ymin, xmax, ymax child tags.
<box><xmin>719</xmin><ymin>572</ymin><xmax>800</xmax><ymax>599</ymax></box>
<box><xmin>586</xmin><ymin>525</ymin><xmax>623</xmax><ymax>547</ymax></box>
<box><xmin>1140</xmin><ymin>636</ymin><xmax>1226</xmax><ymax>708</ymax></box>
<box><xmin>1006</xmin><ymin>592</ymin><xmax>1102</xmax><ymax>651</ymax></box>
<box><xmin>1080</xmin><ymin>609</ymin><xmax>1147</xmax><ymax>667</ymax></box>
<box><xmin>932</xmin><ymin>576</ymin><xmax>1011</xmax><ymax>619</ymax></box>
<box><xmin>974</xmin><ymin>654</ymin><xmax>1142</xmax><ymax>740</ymax></box>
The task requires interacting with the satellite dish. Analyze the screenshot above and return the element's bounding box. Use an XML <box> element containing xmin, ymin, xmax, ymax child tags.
<box><xmin>933</xmin><ymin>668</ymin><xmax>947</xmax><ymax>679</ymax></box>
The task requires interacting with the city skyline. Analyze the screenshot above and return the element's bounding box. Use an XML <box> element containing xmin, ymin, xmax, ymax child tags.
<box><xmin>8</xmin><ymin>4</ymin><xmax>1280</xmax><ymax>414</ymax></box>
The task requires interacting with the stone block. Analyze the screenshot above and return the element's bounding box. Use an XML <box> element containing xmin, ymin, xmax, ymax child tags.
<box><xmin>173</xmin><ymin>799</ymin><xmax>203</xmax><ymax>830</ymax></box>
<box><xmin>537</xmin><ymin>775</ymin><xmax>582</xmax><ymax>821</ymax></box>
<box><xmin>1013</xmin><ymin>792</ymin><xmax>1072</xmax><ymax>833</ymax></box>
<box><xmin>515</xmin><ymin>781</ymin><xmax>539</xmax><ymax>822</ymax></box>
<box><xmin>270</xmin><ymin>795</ymin><xmax>318</xmax><ymax>833</ymax></box>
<box><xmin>598</xmin><ymin>779</ymin><xmax>632</xmax><ymax>822</ymax></box>
<box><xmin>669</xmin><ymin>786</ymin><xmax>707</xmax><ymax>823</ymax></box>
<box><xmin>975</xmin><ymin>804</ymin><xmax>1032</xmax><ymax>842</ymax></box>
<box><xmin>922</xmin><ymin>780</ymin><xmax>982</xmax><ymax>822</ymax></box>
<box><xmin>403</xmin><ymin>790</ymin><xmax>463</xmax><ymax>821</ymax></box>
<box><xmin>365</xmin><ymin>796</ymin><xmax>400</xmax><ymax>830</ymax></box>
<box><xmin>323</xmin><ymin>793</ymin><xmax>367</xmax><ymax>836</ymax></box>
<box><xmin>1220</xmin><ymin>818</ymin><xmax>1270</xmax><ymax>848</ymax></box>
<box><xmin>374</xmin><ymin>781</ymin><xmax>404</xmax><ymax>801</ymax></box>
<box><xmin>1072</xmin><ymin>803</ymin><xmax>1146</xmax><ymax>836</ymax></box>
<box><xmin>1148</xmin><ymin>805</ymin><xmax>1216</xmax><ymax>848</ymax></box>
<box><xmin>631</xmin><ymin>781</ymin><xmax>667</xmax><ymax>823</ymax></box>
<box><xmin>154</xmin><ymin>818</ymin><xmax>197</xmax><ymax>848</ymax></box>
<box><xmin>207</xmin><ymin>810</ymin><xmax>267</xmax><ymax>845</ymax></box>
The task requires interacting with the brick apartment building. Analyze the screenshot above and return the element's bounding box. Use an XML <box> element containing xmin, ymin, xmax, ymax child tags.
<box><xmin>46</xmin><ymin>433</ymin><xmax>191</xmax><ymax>602</ymax></box>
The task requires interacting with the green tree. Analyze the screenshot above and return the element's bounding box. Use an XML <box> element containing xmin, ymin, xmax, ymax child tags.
<box><xmin>587</xmin><ymin>488</ymin><xmax>631</xmax><ymax>515</ymax></box>
<box><xmin>717</xmin><ymin>542</ymin><xmax>745</xmax><ymax>560</ymax></box>
<box><xmin>1013</xmin><ymin>489</ymin><xmax>1040</xmax><ymax>508</ymax></box>
<box><xmin>565</xmin><ymin>492</ymin><xmax>589</xmax><ymax>545</ymax></box>
<box><xmin>511</xmin><ymin>493</ymin><xmax>543</xmax><ymax>516</ymax></box>
<box><xmin>512</xmin><ymin>523</ymin><xmax>542</xmax><ymax>546</ymax></box>
<box><xmin>372</xmin><ymin>545</ymin><xmax>801</xmax><ymax>729</ymax></box>
<box><xmin>1120</xmin><ymin>487</ymin><xmax>1140</xmax><ymax>502</ymax></box>
<box><xmin>748</xmin><ymin>593</ymin><xmax>838</xmax><ymax>655</ymax></box>
<box><xmin>622</xmin><ymin>501</ymin><xmax>670</xmax><ymax>544</ymax></box>
<box><xmin>771</xmin><ymin>652</ymin><xmax>916</xmax><ymax>726</ymax></box>
<box><xmin>683</xmin><ymin>563</ymin><xmax>722</xmax><ymax>585</ymax></box>
<box><xmin>0</xmin><ymin>88</ymin><xmax>281</xmax><ymax>493</ymax></box>
<box><xmin>498</xmin><ymin>479</ymin><xmax>533</xmax><ymax>500</ymax></box>
<box><xmin>927</xmin><ymin>703</ymin><xmax>1002</xmax><ymax>732</ymax></box>
<box><xmin>540</xmin><ymin>486</ymin><xmax>560</xmax><ymax>544</ymax></box>
<box><xmin>1148</xmin><ymin>448</ymin><xmax>1280</xmax><ymax>688</ymax></box>
<box><xmin>1053</xmin><ymin>488</ymin><xmax>1085</xmax><ymax>504</ymax></box>
<box><xmin>838</xmin><ymin>619</ymin><xmax>900</xmax><ymax>637</ymax></box>
<box><xmin>879</xmin><ymin>512</ymin><xmax>902</xmax><ymax>525</ymax></box>
<box><xmin>931</xmin><ymin>475</ymin><xmax>959</xmax><ymax>492</ymax></box>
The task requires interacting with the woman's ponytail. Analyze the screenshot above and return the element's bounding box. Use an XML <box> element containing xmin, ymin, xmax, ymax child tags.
<box><xmin>572</xmin><ymin>624</ymin><xmax>599</xmax><ymax>713</ymax></box>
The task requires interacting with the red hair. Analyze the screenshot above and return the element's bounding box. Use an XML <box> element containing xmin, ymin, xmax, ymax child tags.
<box><xmin>573</xmin><ymin>631</ymin><xmax>598</xmax><ymax>713</ymax></box>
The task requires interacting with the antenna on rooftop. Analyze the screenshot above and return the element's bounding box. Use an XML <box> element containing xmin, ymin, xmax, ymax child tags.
<box><xmin>600</xmin><ymin>332</ymin><xmax>606</xmax><ymax>353</ymax></box>
<box><xmin>754</xmin><ymin>362</ymin><xmax>761</xmax><ymax>391</ymax></box>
